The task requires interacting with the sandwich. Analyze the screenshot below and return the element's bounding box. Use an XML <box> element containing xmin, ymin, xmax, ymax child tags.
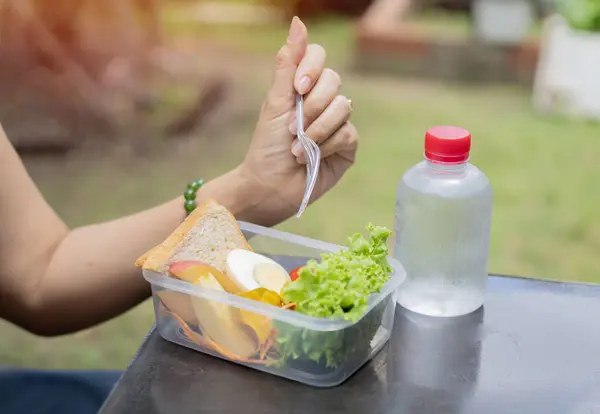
<box><xmin>136</xmin><ymin>199</ymin><xmax>290</xmax><ymax>358</ymax></box>
<box><xmin>136</xmin><ymin>199</ymin><xmax>253</xmax><ymax>275</ymax></box>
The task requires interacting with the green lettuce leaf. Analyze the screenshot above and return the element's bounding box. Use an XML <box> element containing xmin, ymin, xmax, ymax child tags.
<box><xmin>282</xmin><ymin>223</ymin><xmax>392</xmax><ymax>322</ymax></box>
<box><xmin>274</xmin><ymin>223</ymin><xmax>394</xmax><ymax>369</ymax></box>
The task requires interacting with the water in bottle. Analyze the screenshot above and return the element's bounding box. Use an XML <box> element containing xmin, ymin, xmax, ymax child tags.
<box><xmin>394</xmin><ymin>126</ymin><xmax>493</xmax><ymax>317</ymax></box>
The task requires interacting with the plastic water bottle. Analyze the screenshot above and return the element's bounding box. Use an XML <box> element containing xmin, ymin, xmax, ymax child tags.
<box><xmin>394</xmin><ymin>126</ymin><xmax>493</xmax><ymax>317</ymax></box>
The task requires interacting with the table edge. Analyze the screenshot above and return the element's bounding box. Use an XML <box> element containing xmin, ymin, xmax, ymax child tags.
<box><xmin>99</xmin><ymin>272</ymin><xmax>599</xmax><ymax>412</ymax></box>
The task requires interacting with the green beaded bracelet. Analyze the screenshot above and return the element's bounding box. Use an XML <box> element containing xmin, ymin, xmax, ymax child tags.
<box><xmin>184</xmin><ymin>179</ymin><xmax>205</xmax><ymax>216</ymax></box>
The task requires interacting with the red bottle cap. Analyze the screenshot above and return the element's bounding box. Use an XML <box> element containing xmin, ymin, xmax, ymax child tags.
<box><xmin>425</xmin><ymin>126</ymin><xmax>471</xmax><ymax>163</ymax></box>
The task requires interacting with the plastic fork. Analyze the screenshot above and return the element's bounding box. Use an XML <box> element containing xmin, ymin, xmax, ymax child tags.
<box><xmin>295</xmin><ymin>93</ymin><xmax>320</xmax><ymax>218</ymax></box>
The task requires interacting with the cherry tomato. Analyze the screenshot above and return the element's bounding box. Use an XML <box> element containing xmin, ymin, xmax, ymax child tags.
<box><xmin>289</xmin><ymin>266</ymin><xmax>303</xmax><ymax>282</ymax></box>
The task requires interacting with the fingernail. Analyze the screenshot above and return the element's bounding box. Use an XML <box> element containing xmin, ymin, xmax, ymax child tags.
<box><xmin>297</xmin><ymin>76</ymin><xmax>311</xmax><ymax>94</ymax></box>
<box><xmin>287</xmin><ymin>16</ymin><xmax>302</xmax><ymax>43</ymax></box>
<box><xmin>288</xmin><ymin>113</ymin><xmax>297</xmax><ymax>135</ymax></box>
<box><xmin>292</xmin><ymin>140</ymin><xmax>303</xmax><ymax>157</ymax></box>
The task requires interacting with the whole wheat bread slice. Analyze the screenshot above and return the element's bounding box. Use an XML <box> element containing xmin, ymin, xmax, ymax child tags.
<box><xmin>136</xmin><ymin>199</ymin><xmax>253</xmax><ymax>274</ymax></box>
<box><xmin>137</xmin><ymin>199</ymin><xmax>259</xmax><ymax>357</ymax></box>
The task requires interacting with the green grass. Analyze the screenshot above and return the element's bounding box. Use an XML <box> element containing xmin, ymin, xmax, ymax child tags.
<box><xmin>2</xmin><ymin>12</ymin><xmax>600</xmax><ymax>371</ymax></box>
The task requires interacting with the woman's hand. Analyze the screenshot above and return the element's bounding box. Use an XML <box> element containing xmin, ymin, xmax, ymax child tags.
<box><xmin>236</xmin><ymin>17</ymin><xmax>357</xmax><ymax>226</ymax></box>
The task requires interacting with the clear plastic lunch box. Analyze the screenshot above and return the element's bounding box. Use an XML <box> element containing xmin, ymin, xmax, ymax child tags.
<box><xmin>144</xmin><ymin>221</ymin><xmax>406</xmax><ymax>388</ymax></box>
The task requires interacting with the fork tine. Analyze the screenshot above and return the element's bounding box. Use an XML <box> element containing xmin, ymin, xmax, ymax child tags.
<box><xmin>297</xmin><ymin>144</ymin><xmax>319</xmax><ymax>216</ymax></box>
<box><xmin>295</xmin><ymin>94</ymin><xmax>321</xmax><ymax>218</ymax></box>
<box><xmin>302</xmin><ymin>132</ymin><xmax>319</xmax><ymax>168</ymax></box>
<box><xmin>298</xmin><ymin>134</ymin><xmax>314</xmax><ymax>176</ymax></box>
<box><xmin>305</xmin><ymin>136</ymin><xmax>319</xmax><ymax>172</ymax></box>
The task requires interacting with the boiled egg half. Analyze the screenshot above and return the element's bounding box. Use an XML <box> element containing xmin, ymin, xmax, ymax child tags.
<box><xmin>226</xmin><ymin>249</ymin><xmax>290</xmax><ymax>293</ymax></box>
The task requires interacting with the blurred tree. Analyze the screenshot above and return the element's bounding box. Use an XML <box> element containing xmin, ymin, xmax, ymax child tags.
<box><xmin>0</xmin><ymin>0</ymin><xmax>164</xmax><ymax>150</ymax></box>
<box><xmin>275</xmin><ymin>0</ymin><xmax>373</xmax><ymax>18</ymax></box>
<box><xmin>410</xmin><ymin>0</ymin><xmax>473</xmax><ymax>13</ymax></box>
<box><xmin>24</xmin><ymin>0</ymin><xmax>162</xmax><ymax>82</ymax></box>
<box><xmin>560</xmin><ymin>0</ymin><xmax>600</xmax><ymax>31</ymax></box>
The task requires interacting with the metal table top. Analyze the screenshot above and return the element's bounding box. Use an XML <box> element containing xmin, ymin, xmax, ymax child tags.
<box><xmin>100</xmin><ymin>272</ymin><xmax>600</xmax><ymax>414</ymax></box>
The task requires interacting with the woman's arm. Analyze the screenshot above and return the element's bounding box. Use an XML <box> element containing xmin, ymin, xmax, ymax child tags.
<box><xmin>0</xmin><ymin>16</ymin><xmax>360</xmax><ymax>336</ymax></box>
<box><xmin>0</xmin><ymin>125</ymin><xmax>259</xmax><ymax>336</ymax></box>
